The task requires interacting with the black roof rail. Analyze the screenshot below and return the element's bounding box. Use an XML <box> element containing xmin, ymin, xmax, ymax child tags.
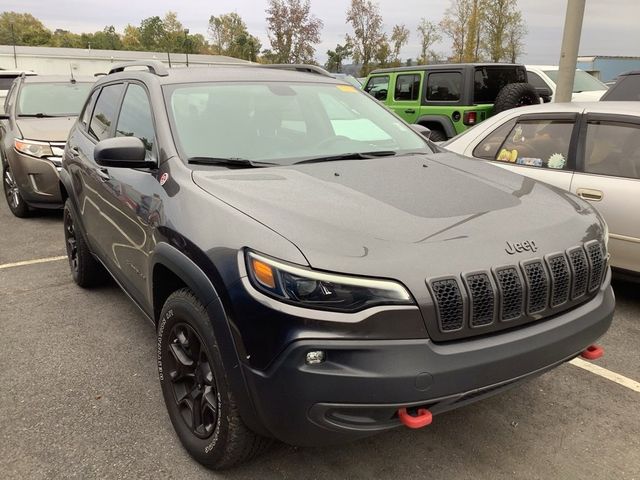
<box><xmin>108</xmin><ymin>60</ymin><xmax>169</xmax><ymax>77</ymax></box>
<box><xmin>259</xmin><ymin>64</ymin><xmax>333</xmax><ymax>78</ymax></box>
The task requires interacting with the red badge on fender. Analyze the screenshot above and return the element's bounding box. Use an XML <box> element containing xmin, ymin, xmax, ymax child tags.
<box><xmin>160</xmin><ymin>173</ymin><xmax>169</xmax><ymax>186</ymax></box>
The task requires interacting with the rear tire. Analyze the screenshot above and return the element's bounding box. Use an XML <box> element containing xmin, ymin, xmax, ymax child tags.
<box><xmin>493</xmin><ymin>83</ymin><xmax>540</xmax><ymax>114</ymax></box>
<box><xmin>2</xmin><ymin>161</ymin><xmax>30</xmax><ymax>218</ymax></box>
<box><xmin>427</xmin><ymin>129</ymin><xmax>447</xmax><ymax>142</ymax></box>
<box><xmin>63</xmin><ymin>199</ymin><xmax>106</xmax><ymax>287</ymax></box>
<box><xmin>157</xmin><ymin>289</ymin><xmax>271</xmax><ymax>469</ymax></box>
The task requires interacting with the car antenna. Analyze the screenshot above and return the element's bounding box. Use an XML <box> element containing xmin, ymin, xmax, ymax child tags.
<box><xmin>69</xmin><ymin>64</ymin><xmax>76</xmax><ymax>84</ymax></box>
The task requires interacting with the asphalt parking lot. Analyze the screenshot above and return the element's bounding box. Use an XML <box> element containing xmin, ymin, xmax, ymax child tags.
<box><xmin>0</xmin><ymin>198</ymin><xmax>638</xmax><ymax>480</ymax></box>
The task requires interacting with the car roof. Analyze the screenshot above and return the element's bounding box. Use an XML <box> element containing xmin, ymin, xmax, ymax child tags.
<box><xmin>369</xmin><ymin>63</ymin><xmax>524</xmax><ymax>74</ymax></box>
<box><xmin>499</xmin><ymin>101</ymin><xmax>640</xmax><ymax>116</ymax></box>
<box><xmin>22</xmin><ymin>75</ymin><xmax>95</xmax><ymax>84</ymax></box>
<box><xmin>617</xmin><ymin>70</ymin><xmax>640</xmax><ymax>76</ymax></box>
<box><xmin>98</xmin><ymin>65</ymin><xmax>345</xmax><ymax>87</ymax></box>
<box><xmin>0</xmin><ymin>70</ymin><xmax>36</xmax><ymax>77</ymax></box>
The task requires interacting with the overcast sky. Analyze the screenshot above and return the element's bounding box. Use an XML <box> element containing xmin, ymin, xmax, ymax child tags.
<box><xmin>6</xmin><ymin>0</ymin><xmax>640</xmax><ymax>63</ymax></box>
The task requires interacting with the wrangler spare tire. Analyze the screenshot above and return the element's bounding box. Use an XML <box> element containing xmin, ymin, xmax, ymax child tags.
<box><xmin>493</xmin><ymin>83</ymin><xmax>540</xmax><ymax>114</ymax></box>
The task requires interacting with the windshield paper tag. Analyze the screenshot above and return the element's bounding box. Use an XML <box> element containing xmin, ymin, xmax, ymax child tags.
<box><xmin>337</xmin><ymin>85</ymin><xmax>357</xmax><ymax>93</ymax></box>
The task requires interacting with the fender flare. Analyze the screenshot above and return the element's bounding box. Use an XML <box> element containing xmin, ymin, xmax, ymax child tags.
<box><xmin>415</xmin><ymin>115</ymin><xmax>457</xmax><ymax>138</ymax></box>
<box><xmin>150</xmin><ymin>242</ymin><xmax>270</xmax><ymax>438</ymax></box>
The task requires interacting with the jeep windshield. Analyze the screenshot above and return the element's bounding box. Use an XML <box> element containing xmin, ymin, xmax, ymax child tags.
<box><xmin>17</xmin><ymin>82</ymin><xmax>93</xmax><ymax>117</ymax></box>
<box><xmin>165</xmin><ymin>82</ymin><xmax>432</xmax><ymax>166</ymax></box>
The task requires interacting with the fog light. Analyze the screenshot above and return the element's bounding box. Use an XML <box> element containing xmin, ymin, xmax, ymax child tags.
<box><xmin>305</xmin><ymin>350</ymin><xmax>325</xmax><ymax>365</ymax></box>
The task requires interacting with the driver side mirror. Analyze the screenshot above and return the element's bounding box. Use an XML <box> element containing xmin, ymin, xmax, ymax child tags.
<box><xmin>94</xmin><ymin>137</ymin><xmax>156</xmax><ymax>169</ymax></box>
<box><xmin>410</xmin><ymin>124</ymin><xmax>432</xmax><ymax>140</ymax></box>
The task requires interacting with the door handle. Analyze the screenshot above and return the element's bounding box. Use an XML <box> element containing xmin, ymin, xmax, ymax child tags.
<box><xmin>404</xmin><ymin>109</ymin><xmax>416</xmax><ymax>114</ymax></box>
<box><xmin>96</xmin><ymin>167</ymin><xmax>110</xmax><ymax>181</ymax></box>
<box><xmin>576</xmin><ymin>188</ymin><xmax>603</xmax><ymax>201</ymax></box>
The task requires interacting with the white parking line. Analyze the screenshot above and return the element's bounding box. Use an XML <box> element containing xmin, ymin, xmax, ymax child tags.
<box><xmin>570</xmin><ymin>357</ymin><xmax>640</xmax><ymax>393</ymax></box>
<box><xmin>0</xmin><ymin>255</ymin><xmax>67</xmax><ymax>270</ymax></box>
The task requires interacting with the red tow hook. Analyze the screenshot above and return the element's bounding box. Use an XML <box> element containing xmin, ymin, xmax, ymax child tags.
<box><xmin>581</xmin><ymin>344</ymin><xmax>604</xmax><ymax>360</ymax></box>
<box><xmin>398</xmin><ymin>408</ymin><xmax>433</xmax><ymax>429</ymax></box>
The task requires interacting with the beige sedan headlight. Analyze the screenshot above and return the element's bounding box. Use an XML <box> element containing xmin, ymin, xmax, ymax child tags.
<box><xmin>14</xmin><ymin>139</ymin><xmax>53</xmax><ymax>158</ymax></box>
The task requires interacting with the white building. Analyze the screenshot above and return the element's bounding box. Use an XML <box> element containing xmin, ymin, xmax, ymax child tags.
<box><xmin>0</xmin><ymin>45</ymin><xmax>250</xmax><ymax>76</ymax></box>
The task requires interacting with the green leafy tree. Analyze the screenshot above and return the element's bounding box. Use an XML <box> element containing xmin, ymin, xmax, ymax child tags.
<box><xmin>208</xmin><ymin>13</ymin><xmax>261</xmax><ymax>60</ymax></box>
<box><xmin>324</xmin><ymin>42</ymin><xmax>352</xmax><ymax>72</ymax></box>
<box><xmin>0</xmin><ymin>11</ymin><xmax>51</xmax><ymax>45</ymax></box>
<box><xmin>122</xmin><ymin>24</ymin><xmax>142</xmax><ymax>50</ymax></box>
<box><xmin>50</xmin><ymin>29</ymin><xmax>82</xmax><ymax>48</ymax></box>
<box><xmin>345</xmin><ymin>0</ymin><xmax>385</xmax><ymax>76</ymax></box>
<box><xmin>482</xmin><ymin>0</ymin><xmax>526</xmax><ymax>62</ymax></box>
<box><xmin>138</xmin><ymin>16</ymin><xmax>166</xmax><ymax>51</ymax></box>
<box><xmin>266</xmin><ymin>0</ymin><xmax>323</xmax><ymax>63</ymax></box>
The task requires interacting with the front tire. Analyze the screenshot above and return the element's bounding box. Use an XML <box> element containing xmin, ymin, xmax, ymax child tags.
<box><xmin>63</xmin><ymin>199</ymin><xmax>106</xmax><ymax>287</ymax></box>
<box><xmin>2</xmin><ymin>161</ymin><xmax>29</xmax><ymax>218</ymax></box>
<box><xmin>157</xmin><ymin>289</ymin><xmax>270</xmax><ymax>469</ymax></box>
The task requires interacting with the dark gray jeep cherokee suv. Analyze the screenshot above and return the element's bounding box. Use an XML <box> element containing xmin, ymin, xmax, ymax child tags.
<box><xmin>60</xmin><ymin>61</ymin><xmax>614</xmax><ymax>469</ymax></box>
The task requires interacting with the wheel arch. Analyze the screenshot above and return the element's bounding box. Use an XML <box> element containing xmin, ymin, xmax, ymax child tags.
<box><xmin>416</xmin><ymin>115</ymin><xmax>457</xmax><ymax>139</ymax></box>
<box><xmin>150</xmin><ymin>242</ymin><xmax>271</xmax><ymax>438</ymax></box>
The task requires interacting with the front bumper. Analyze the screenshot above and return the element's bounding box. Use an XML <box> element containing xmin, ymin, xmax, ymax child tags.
<box><xmin>241</xmin><ymin>271</ymin><xmax>614</xmax><ymax>446</ymax></box>
<box><xmin>8</xmin><ymin>149</ymin><xmax>63</xmax><ymax>207</ymax></box>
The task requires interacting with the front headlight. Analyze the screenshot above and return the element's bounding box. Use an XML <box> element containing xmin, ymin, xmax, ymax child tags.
<box><xmin>246</xmin><ymin>251</ymin><xmax>413</xmax><ymax>312</ymax></box>
<box><xmin>15</xmin><ymin>139</ymin><xmax>53</xmax><ymax>158</ymax></box>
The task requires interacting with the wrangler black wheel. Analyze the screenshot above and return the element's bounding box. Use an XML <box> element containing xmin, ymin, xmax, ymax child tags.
<box><xmin>157</xmin><ymin>289</ymin><xmax>270</xmax><ymax>469</ymax></box>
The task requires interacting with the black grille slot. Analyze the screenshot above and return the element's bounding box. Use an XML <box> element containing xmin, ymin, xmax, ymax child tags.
<box><xmin>568</xmin><ymin>247</ymin><xmax>589</xmax><ymax>299</ymax></box>
<box><xmin>523</xmin><ymin>261</ymin><xmax>548</xmax><ymax>314</ymax></box>
<box><xmin>547</xmin><ymin>254</ymin><xmax>570</xmax><ymax>307</ymax></box>
<box><xmin>587</xmin><ymin>242</ymin><xmax>604</xmax><ymax>292</ymax></box>
<box><xmin>431</xmin><ymin>279</ymin><xmax>464</xmax><ymax>332</ymax></box>
<box><xmin>465</xmin><ymin>273</ymin><xmax>495</xmax><ymax>327</ymax></box>
<box><xmin>495</xmin><ymin>267</ymin><xmax>523</xmax><ymax>321</ymax></box>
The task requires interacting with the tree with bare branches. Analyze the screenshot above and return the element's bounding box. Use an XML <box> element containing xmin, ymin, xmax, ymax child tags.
<box><xmin>265</xmin><ymin>0</ymin><xmax>323</xmax><ymax>64</ymax></box>
<box><xmin>416</xmin><ymin>18</ymin><xmax>441</xmax><ymax>64</ymax></box>
<box><xmin>390</xmin><ymin>24</ymin><xmax>410</xmax><ymax>64</ymax></box>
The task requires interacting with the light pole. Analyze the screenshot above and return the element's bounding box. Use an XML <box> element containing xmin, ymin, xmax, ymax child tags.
<box><xmin>184</xmin><ymin>29</ymin><xmax>190</xmax><ymax>67</ymax></box>
<box><xmin>555</xmin><ymin>0</ymin><xmax>586</xmax><ymax>103</ymax></box>
<box><xmin>10</xmin><ymin>23</ymin><xmax>17</xmax><ymax>68</ymax></box>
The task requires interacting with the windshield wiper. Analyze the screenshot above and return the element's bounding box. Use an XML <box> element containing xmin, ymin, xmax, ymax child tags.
<box><xmin>187</xmin><ymin>157</ymin><xmax>278</xmax><ymax>168</ymax></box>
<box><xmin>294</xmin><ymin>150</ymin><xmax>398</xmax><ymax>165</ymax></box>
<box><xmin>18</xmin><ymin>113</ymin><xmax>58</xmax><ymax>118</ymax></box>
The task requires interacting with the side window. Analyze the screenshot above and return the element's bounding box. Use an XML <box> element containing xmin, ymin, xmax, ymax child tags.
<box><xmin>584</xmin><ymin>121</ymin><xmax>640</xmax><ymax>179</ymax></box>
<box><xmin>496</xmin><ymin>119</ymin><xmax>574</xmax><ymax>169</ymax></box>
<box><xmin>364</xmin><ymin>76</ymin><xmax>389</xmax><ymax>101</ymax></box>
<box><xmin>79</xmin><ymin>89</ymin><xmax>100</xmax><ymax>129</ymax></box>
<box><xmin>89</xmin><ymin>83</ymin><xmax>125</xmax><ymax>141</ymax></box>
<box><xmin>116</xmin><ymin>84</ymin><xmax>156</xmax><ymax>154</ymax></box>
<box><xmin>427</xmin><ymin>72</ymin><xmax>461</xmax><ymax>101</ymax></box>
<box><xmin>473</xmin><ymin>119</ymin><xmax>517</xmax><ymax>160</ymax></box>
<box><xmin>394</xmin><ymin>74</ymin><xmax>421</xmax><ymax>101</ymax></box>
<box><xmin>527</xmin><ymin>72</ymin><xmax>548</xmax><ymax>90</ymax></box>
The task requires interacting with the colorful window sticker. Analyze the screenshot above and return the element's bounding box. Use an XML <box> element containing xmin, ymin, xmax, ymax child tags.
<box><xmin>517</xmin><ymin>157</ymin><xmax>543</xmax><ymax>167</ymax></box>
<box><xmin>547</xmin><ymin>153</ymin><xmax>566</xmax><ymax>169</ymax></box>
<box><xmin>497</xmin><ymin>148</ymin><xmax>518</xmax><ymax>163</ymax></box>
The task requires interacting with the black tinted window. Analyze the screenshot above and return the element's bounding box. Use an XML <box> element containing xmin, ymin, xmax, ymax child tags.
<box><xmin>584</xmin><ymin>121</ymin><xmax>640</xmax><ymax>179</ymax></box>
<box><xmin>116</xmin><ymin>84</ymin><xmax>155</xmax><ymax>153</ymax></box>
<box><xmin>89</xmin><ymin>84</ymin><xmax>124</xmax><ymax>141</ymax></box>
<box><xmin>394</xmin><ymin>74</ymin><xmax>421</xmax><ymax>101</ymax></box>
<box><xmin>602</xmin><ymin>75</ymin><xmax>640</xmax><ymax>101</ymax></box>
<box><xmin>526</xmin><ymin>72</ymin><xmax>548</xmax><ymax>90</ymax></box>
<box><xmin>496</xmin><ymin>120</ymin><xmax>573</xmax><ymax>169</ymax></box>
<box><xmin>364</xmin><ymin>76</ymin><xmax>389</xmax><ymax>101</ymax></box>
<box><xmin>426</xmin><ymin>72</ymin><xmax>461</xmax><ymax>101</ymax></box>
<box><xmin>0</xmin><ymin>77</ymin><xmax>17</xmax><ymax>90</ymax></box>
<box><xmin>474</xmin><ymin>67</ymin><xmax>527</xmax><ymax>103</ymax></box>
<box><xmin>79</xmin><ymin>89</ymin><xmax>99</xmax><ymax>128</ymax></box>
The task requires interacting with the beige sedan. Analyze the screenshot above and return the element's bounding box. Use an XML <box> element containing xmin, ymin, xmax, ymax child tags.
<box><xmin>443</xmin><ymin>102</ymin><xmax>640</xmax><ymax>276</ymax></box>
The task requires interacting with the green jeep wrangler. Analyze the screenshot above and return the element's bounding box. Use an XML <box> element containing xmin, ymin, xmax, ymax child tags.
<box><xmin>364</xmin><ymin>63</ymin><xmax>539</xmax><ymax>141</ymax></box>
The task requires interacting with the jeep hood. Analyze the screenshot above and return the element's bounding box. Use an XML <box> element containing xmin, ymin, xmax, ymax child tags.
<box><xmin>192</xmin><ymin>152</ymin><xmax>602</xmax><ymax>279</ymax></box>
<box><xmin>16</xmin><ymin>116</ymin><xmax>77</xmax><ymax>142</ymax></box>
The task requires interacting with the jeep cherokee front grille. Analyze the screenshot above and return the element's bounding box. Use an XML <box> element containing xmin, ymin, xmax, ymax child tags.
<box><xmin>430</xmin><ymin>278</ymin><xmax>464</xmax><ymax>331</ymax></box>
<box><xmin>427</xmin><ymin>242</ymin><xmax>606</xmax><ymax>340</ymax></box>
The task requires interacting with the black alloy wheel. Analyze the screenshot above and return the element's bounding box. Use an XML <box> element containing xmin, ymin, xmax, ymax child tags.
<box><xmin>64</xmin><ymin>207</ymin><xmax>79</xmax><ymax>275</ymax></box>
<box><xmin>165</xmin><ymin>323</ymin><xmax>219</xmax><ymax>439</ymax></box>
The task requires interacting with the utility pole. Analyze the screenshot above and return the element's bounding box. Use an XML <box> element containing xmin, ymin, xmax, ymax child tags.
<box><xmin>10</xmin><ymin>23</ymin><xmax>17</xmax><ymax>68</ymax></box>
<box><xmin>184</xmin><ymin>29</ymin><xmax>190</xmax><ymax>67</ymax></box>
<box><xmin>555</xmin><ymin>0</ymin><xmax>586</xmax><ymax>103</ymax></box>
